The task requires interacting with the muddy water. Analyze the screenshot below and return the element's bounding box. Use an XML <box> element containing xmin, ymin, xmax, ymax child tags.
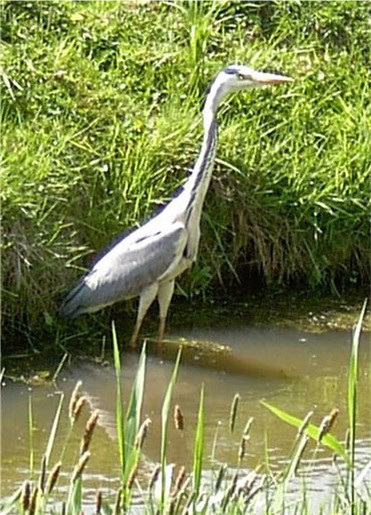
<box><xmin>1</xmin><ymin>325</ymin><xmax>371</xmax><ymax>507</ymax></box>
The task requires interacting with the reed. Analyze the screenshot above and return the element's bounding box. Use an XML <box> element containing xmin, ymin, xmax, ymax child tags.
<box><xmin>1</xmin><ymin>304</ymin><xmax>369</xmax><ymax>513</ymax></box>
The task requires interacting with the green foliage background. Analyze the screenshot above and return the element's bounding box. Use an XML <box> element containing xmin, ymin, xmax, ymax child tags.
<box><xmin>1</xmin><ymin>0</ymin><xmax>370</xmax><ymax>337</ymax></box>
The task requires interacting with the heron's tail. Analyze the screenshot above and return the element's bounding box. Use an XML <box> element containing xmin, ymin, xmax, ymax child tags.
<box><xmin>59</xmin><ymin>279</ymin><xmax>88</xmax><ymax>318</ymax></box>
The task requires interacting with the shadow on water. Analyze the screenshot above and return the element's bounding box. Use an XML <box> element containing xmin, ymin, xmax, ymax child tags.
<box><xmin>1</xmin><ymin>323</ymin><xmax>371</xmax><ymax>506</ymax></box>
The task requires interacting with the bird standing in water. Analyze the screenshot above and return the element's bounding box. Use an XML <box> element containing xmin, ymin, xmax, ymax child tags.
<box><xmin>60</xmin><ymin>65</ymin><xmax>292</xmax><ymax>347</ymax></box>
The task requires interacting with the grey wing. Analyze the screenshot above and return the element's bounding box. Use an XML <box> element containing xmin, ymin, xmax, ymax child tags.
<box><xmin>60</xmin><ymin>222</ymin><xmax>187</xmax><ymax>317</ymax></box>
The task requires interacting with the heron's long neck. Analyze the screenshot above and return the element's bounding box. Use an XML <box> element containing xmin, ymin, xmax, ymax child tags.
<box><xmin>183</xmin><ymin>102</ymin><xmax>219</xmax><ymax>220</ymax></box>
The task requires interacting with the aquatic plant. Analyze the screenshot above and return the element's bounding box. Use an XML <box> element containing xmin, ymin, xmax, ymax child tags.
<box><xmin>1</xmin><ymin>302</ymin><xmax>369</xmax><ymax>513</ymax></box>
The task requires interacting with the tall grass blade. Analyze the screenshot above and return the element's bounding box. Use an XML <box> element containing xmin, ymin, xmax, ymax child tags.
<box><xmin>28</xmin><ymin>395</ymin><xmax>34</xmax><ymax>479</ymax></box>
<box><xmin>261</xmin><ymin>401</ymin><xmax>349</xmax><ymax>464</ymax></box>
<box><xmin>348</xmin><ymin>298</ymin><xmax>367</xmax><ymax>507</ymax></box>
<box><xmin>123</xmin><ymin>341</ymin><xmax>146</xmax><ymax>481</ymax></box>
<box><xmin>45</xmin><ymin>392</ymin><xmax>64</xmax><ymax>468</ymax></box>
<box><xmin>193</xmin><ymin>384</ymin><xmax>205</xmax><ymax>499</ymax></box>
<box><xmin>112</xmin><ymin>321</ymin><xmax>125</xmax><ymax>481</ymax></box>
<box><xmin>160</xmin><ymin>348</ymin><xmax>182</xmax><ymax>510</ymax></box>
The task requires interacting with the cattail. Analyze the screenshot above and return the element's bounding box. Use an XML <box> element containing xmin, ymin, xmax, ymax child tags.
<box><xmin>126</xmin><ymin>464</ymin><xmax>138</xmax><ymax>490</ymax></box>
<box><xmin>293</xmin><ymin>435</ymin><xmax>309</xmax><ymax>476</ymax></box>
<box><xmin>148</xmin><ymin>464</ymin><xmax>161</xmax><ymax>490</ymax></box>
<box><xmin>172</xmin><ymin>465</ymin><xmax>186</xmax><ymax>496</ymax></box>
<box><xmin>297</xmin><ymin>410</ymin><xmax>314</xmax><ymax>437</ymax></box>
<box><xmin>95</xmin><ymin>489</ymin><xmax>103</xmax><ymax>514</ymax></box>
<box><xmin>114</xmin><ymin>487</ymin><xmax>122</xmax><ymax>514</ymax></box>
<box><xmin>72</xmin><ymin>396</ymin><xmax>87</xmax><ymax>425</ymax></box>
<box><xmin>243</xmin><ymin>417</ymin><xmax>254</xmax><ymax>436</ymax></box>
<box><xmin>222</xmin><ymin>473</ymin><xmax>238</xmax><ymax>510</ymax></box>
<box><xmin>318</xmin><ymin>408</ymin><xmax>339</xmax><ymax>443</ymax></box>
<box><xmin>229</xmin><ymin>394</ymin><xmax>240</xmax><ymax>433</ymax></box>
<box><xmin>80</xmin><ymin>410</ymin><xmax>99</xmax><ymax>455</ymax></box>
<box><xmin>21</xmin><ymin>480</ymin><xmax>31</xmax><ymax>512</ymax></box>
<box><xmin>69</xmin><ymin>381</ymin><xmax>82</xmax><ymax>424</ymax></box>
<box><xmin>238</xmin><ymin>435</ymin><xmax>249</xmax><ymax>461</ymax></box>
<box><xmin>135</xmin><ymin>417</ymin><xmax>151</xmax><ymax>449</ymax></box>
<box><xmin>72</xmin><ymin>450</ymin><xmax>91</xmax><ymax>482</ymax></box>
<box><xmin>29</xmin><ymin>486</ymin><xmax>39</xmax><ymax>515</ymax></box>
<box><xmin>215</xmin><ymin>463</ymin><xmax>227</xmax><ymax>493</ymax></box>
<box><xmin>46</xmin><ymin>461</ymin><xmax>62</xmax><ymax>494</ymax></box>
<box><xmin>174</xmin><ymin>405</ymin><xmax>184</xmax><ymax>430</ymax></box>
<box><xmin>39</xmin><ymin>455</ymin><xmax>47</xmax><ymax>493</ymax></box>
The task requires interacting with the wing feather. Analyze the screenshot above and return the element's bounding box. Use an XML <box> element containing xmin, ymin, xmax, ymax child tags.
<box><xmin>60</xmin><ymin>222</ymin><xmax>187</xmax><ymax>317</ymax></box>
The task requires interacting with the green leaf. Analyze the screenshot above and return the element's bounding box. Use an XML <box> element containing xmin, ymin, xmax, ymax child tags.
<box><xmin>124</xmin><ymin>341</ymin><xmax>146</xmax><ymax>481</ymax></box>
<box><xmin>261</xmin><ymin>401</ymin><xmax>349</xmax><ymax>465</ymax></box>
<box><xmin>112</xmin><ymin>321</ymin><xmax>125</xmax><ymax>481</ymax></box>
<box><xmin>193</xmin><ymin>385</ymin><xmax>205</xmax><ymax>498</ymax></box>
<box><xmin>45</xmin><ymin>392</ymin><xmax>64</xmax><ymax>468</ymax></box>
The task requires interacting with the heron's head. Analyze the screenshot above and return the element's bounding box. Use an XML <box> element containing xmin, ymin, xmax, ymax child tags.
<box><xmin>220</xmin><ymin>64</ymin><xmax>292</xmax><ymax>90</ymax></box>
<box><xmin>205</xmin><ymin>64</ymin><xmax>292</xmax><ymax>113</ymax></box>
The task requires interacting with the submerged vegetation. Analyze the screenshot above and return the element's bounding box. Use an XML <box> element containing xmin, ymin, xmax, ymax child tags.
<box><xmin>1</xmin><ymin>302</ymin><xmax>369</xmax><ymax>513</ymax></box>
<box><xmin>1</xmin><ymin>1</ymin><xmax>370</xmax><ymax>339</ymax></box>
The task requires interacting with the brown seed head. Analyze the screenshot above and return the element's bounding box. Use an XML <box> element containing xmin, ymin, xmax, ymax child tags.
<box><xmin>318</xmin><ymin>408</ymin><xmax>339</xmax><ymax>442</ymax></box>
<box><xmin>215</xmin><ymin>463</ymin><xmax>227</xmax><ymax>493</ymax></box>
<box><xmin>229</xmin><ymin>394</ymin><xmax>240</xmax><ymax>433</ymax></box>
<box><xmin>72</xmin><ymin>396</ymin><xmax>87</xmax><ymax>425</ymax></box>
<box><xmin>72</xmin><ymin>451</ymin><xmax>91</xmax><ymax>482</ymax></box>
<box><xmin>22</xmin><ymin>480</ymin><xmax>31</xmax><ymax>511</ymax></box>
<box><xmin>95</xmin><ymin>489</ymin><xmax>103</xmax><ymax>513</ymax></box>
<box><xmin>148</xmin><ymin>464</ymin><xmax>161</xmax><ymax>490</ymax></box>
<box><xmin>29</xmin><ymin>486</ymin><xmax>39</xmax><ymax>515</ymax></box>
<box><xmin>69</xmin><ymin>380</ymin><xmax>82</xmax><ymax>424</ymax></box>
<box><xmin>46</xmin><ymin>461</ymin><xmax>62</xmax><ymax>494</ymax></box>
<box><xmin>172</xmin><ymin>465</ymin><xmax>186</xmax><ymax>496</ymax></box>
<box><xmin>238</xmin><ymin>435</ymin><xmax>249</xmax><ymax>461</ymax></box>
<box><xmin>174</xmin><ymin>405</ymin><xmax>184</xmax><ymax>430</ymax></box>
<box><xmin>135</xmin><ymin>417</ymin><xmax>151</xmax><ymax>449</ymax></box>
<box><xmin>80</xmin><ymin>410</ymin><xmax>99</xmax><ymax>455</ymax></box>
<box><xmin>39</xmin><ymin>455</ymin><xmax>47</xmax><ymax>493</ymax></box>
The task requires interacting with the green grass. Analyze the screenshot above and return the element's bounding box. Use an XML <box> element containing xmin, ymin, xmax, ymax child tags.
<box><xmin>1</xmin><ymin>1</ymin><xmax>370</xmax><ymax>340</ymax></box>
<box><xmin>1</xmin><ymin>302</ymin><xmax>369</xmax><ymax>514</ymax></box>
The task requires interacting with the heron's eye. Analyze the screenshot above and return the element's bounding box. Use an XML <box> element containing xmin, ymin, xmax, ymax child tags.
<box><xmin>237</xmin><ymin>73</ymin><xmax>245</xmax><ymax>80</ymax></box>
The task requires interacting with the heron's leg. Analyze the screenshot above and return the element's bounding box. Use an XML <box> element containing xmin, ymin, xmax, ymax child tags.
<box><xmin>157</xmin><ymin>280</ymin><xmax>175</xmax><ymax>344</ymax></box>
<box><xmin>129</xmin><ymin>284</ymin><xmax>158</xmax><ymax>349</ymax></box>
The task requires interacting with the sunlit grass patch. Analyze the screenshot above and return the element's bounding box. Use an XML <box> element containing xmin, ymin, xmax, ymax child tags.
<box><xmin>2</xmin><ymin>1</ymin><xmax>370</xmax><ymax>342</ymax></box>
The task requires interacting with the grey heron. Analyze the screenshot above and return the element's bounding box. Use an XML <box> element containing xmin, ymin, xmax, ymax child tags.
<box><xmin>60</xmin><ymin>65</ymin><xmax>292</xmax><ymax>347</ymax></box>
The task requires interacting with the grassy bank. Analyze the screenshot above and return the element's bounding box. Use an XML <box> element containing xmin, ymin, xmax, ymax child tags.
<box><xmin>2</xmin><ymin>1</ymin><xmax>370</xmax><ymax>339</ymax></box>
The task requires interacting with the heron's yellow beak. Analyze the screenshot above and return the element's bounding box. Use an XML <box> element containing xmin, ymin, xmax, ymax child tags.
<box><xmin>252</xmin><ymin>71</ymin><xmax>293</xmax><ymax>85</ymax></box>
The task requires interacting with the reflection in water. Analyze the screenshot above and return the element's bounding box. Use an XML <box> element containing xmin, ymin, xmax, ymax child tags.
<box><xmin>1</xmin><ymin>326</ymin><xmax>371</xmax><ymax>507</ymax></box>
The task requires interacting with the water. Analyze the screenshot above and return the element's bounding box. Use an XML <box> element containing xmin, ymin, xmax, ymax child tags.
<box><xmin>1</xmin><ymin>324</ymin><xmax>370</xmax><ymax>508</ymax></box>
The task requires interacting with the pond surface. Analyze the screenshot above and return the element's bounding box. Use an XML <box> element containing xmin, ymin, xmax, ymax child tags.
<box><xmin>1</xmin><ymin>323</ymin><xmax>371</xmax><ymax>510</ymax></box>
